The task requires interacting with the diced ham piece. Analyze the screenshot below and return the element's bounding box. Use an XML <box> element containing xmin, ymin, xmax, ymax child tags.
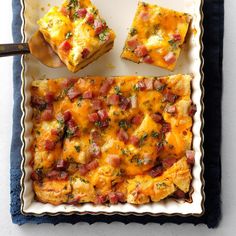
<box><xmin>45</xmin><ymin>140</ymin><xmax>56</xmax><ymax>151</ymax></box>
<box><xmin>97</xmin><ymin>109</ymin><xmax>108</xmax><ymax>121</ymax></box>
<box><xmin>82</xmin><ymin>90</ymin><xmax>93</xmax><ymax>99</ymax></box>
<box><xmin>89</xmin><ymin>143</ymin><xmax>101</xmax><ymax>158</ymax></box>
<box><xmin>161</xmin><ymin>123</ymin><xmax>171</xmax><ymax>133</ymax></box>
<box><xmin>162</xmin><ymin>92</ymin><xmax>178</xmax><ymax>103</ymax></box>
<box><xmin>67</xmin><ymin>86</ymin><xmax>81</xmax><ymax>100</ymax></box>
<box><xmin>149</xmin><ymin>166</ymin><xmax>163</xmax><ymax>178</ymax></box>
<box><xmin>99</xmin><ymin>78</ymin><xmax>114</xmax><ymax>96</ymax></box>
<box><xmin>78</xmin><ymin>165</ymin><xmax>88</xmax><ymax>176</ymax></box>
<box><xmin>63</xmin><ymin>110</ymin><xmax>72</xmax><ymax>122</ymax></box>
<box><xmin>136</xmin><ymin>80</ymin><xmax>146</xmax><ymax>91</ymax></box>
<box><xmin>60</xmin><ymin>6</ymin><xmax>68</xmax><ymax>16</ymax></box>
<box><xmin>173</xmin><ymin>33</ymin><xmax>181</xmax><ymax>42</ymax></box>
<box><xmin>55</xmin><ymin>160</ymin><xmax>68</xmax><ymax>171</ymax></box>
<box><xmin>86</xmin><ymin>13</ymin><xmax>94</xmax><ymax>24</ymax></box>
<box><xmin>117</xmin><ymin>128</ymin><xmax>129</xmax><ymax>144</ymax></box>
<box><xmin>81</xmin><ymin>48</ymin><xmax>90</xmax><ymax>59</ymax></box>
<box><xmin>163</xmin><ymin>52</ymin><xmax>176</xmax><ymax>64</ymax></box>
<box><xmin>166</xmin><ymin>105</ymin><xmax>176</xmax><ymax>114</ymax></box>
<box><xmin>45</xmin><ymin>92</ymin><xmax>55</xmax><ymax>104</ymax></box>
<box><xmin>188</xmin><ymin>104</ymin><xmax>197</xmax><ymax>117</ymax></box>
<box><xmin>95</xmin><ymin>195</ymin><xmax>107</xmax><ymax>204</ymax></box>
<box><xmin>162</xmin><ymin>157</ymin><xmax>177</xmax><ymax>169</ymax></box>
<box><xmin>94</xmin><ymin>20</ymin><xmax>106</xmax><ymax>35</ymax></box>
<box><xmin>174</xmin><ymin>189</ymin><xmax>186</xmax><ymax>198</ymax></box>
<box><xmin>154</xmin><ymin>79</ymin><xmax>166</xmax><ymax>91</ymax></box>
<box><xmin>131</xmin><ymin>114</ymin><xmax>143</xmax><ymax>125</ymax></box>
<box><xmin>143</xmin><ymin>55</ymin><xmax>154</xmax><ymax>64</ymax></box>
<box><xmin>41</xmin><ymin>109</ymin><xmax>53</xmax><ymax>121</ymax></box>
<box><xmin>67</xmin><ymin>119</ymin><xmax>77</xmax><ymax>130</ymax></box>
<box><xmin>86</xmin><ymin>159</ymin><xmax>99</xmax><ymax>170</ymax></box>
<box><xmin>77</xmin><ymin>8</ymin><xmax>87</xmax><ymax>18</ymax></box>
<box><xmin>127</xmin><ymin>36</ymin><xmax>139</xmax><ymax>51</ymax></box>
<box><xmin>130</xmin><ymin>95</ymin><xmax>137</xmax><ymax>108</ymax></box>
<box><xmin>59</xmin><ymin>40</ymin><xmax>72</xmax><ymax>51</ymax></box>
<box><xmin>91</xmin><ymin>99</ymin><xmax>103</xmax><ymax>110</ymax></box>
<box><xmin>88</xmin><ymin>112</ymin><xmax>100</xmax><ymax>122</ymax></box>
<box><xmin>107</xmin><ymin>154</ymin><xmax>121</xmax><ymax>168</ymax></box>
<box><xmin>31</xmin><ymin>96</ymin><xmax>47</xmax><ymax>110</ymax></box>
<box><xmin>61</xmin><ymin>77</ymin><xmax>78</xmax><ymax>90</ymax></box>
<box><xmin>139</xmin><ymin>11</ymin><xmax>149</xmax><ymax>22</ymax></box>
<box><xmin>129</xmin><ymin>135</ymin><xmax>139</xmax><ymax>147</ymax></box>
<box><xmin>108</xmin><ymin>192</ymin><xmax>119</xmax><ymax>204</ymax></box>
<box><xmin>107</xmin><ymin>94</ymin><xmax>120</xmax><ymax>105</ymax></box>
<box><xmin>116</xmin><ymin>192</ymin><xmax>125</xmax><ymax>202</ymax></box>
<box><xmin>90</xmin><ymin>129</ymin><xmax>102</xmax><ymax>145</ymax></box>
<box><xmin>47</xmin><ymin>170</ymin><xmax>68</xmax><ymax>180</ymax></box>
<box><xmin>144</xmin><ymin>78</ymin><xmax>154</xmax><ymax>90</ymax></box>
<box><xmin>186</xmin><ymin>150</ymin><xmax>195</xmax><ymax>165</ymax></box>
<box><xmin>119</xmin><ymin>96</ymin><xmax>131</xmax><ymax>110</ymax></box>
<box><xmin>151</xmin><ymin>113</ymin><xmax>163</xmax><ymax>123</ymax></box>
<box><xmin>134</xmin><ymin>45</ymin><xmax>148</xmax><ymax>58</ymax></box>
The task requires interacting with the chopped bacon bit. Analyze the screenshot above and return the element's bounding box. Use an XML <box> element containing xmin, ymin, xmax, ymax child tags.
<box><xmin>86</xmin><ymin>159</ymin><xmax>99</xmax><ymax>170</ymax></box>
<box><xmin>130</xmin><ymin>95</ymin><xmax>137</xmax><ymax>108</ymax></box>
<box><xmin>186</xmin><ymin>150</ymin><xmax>195</xmax><ymax>165</ymax></box>
<box><xmin>143</xmin><ymin>55</ymin><xmax>154</xmax><ymax>64</ymax></box>
<box><xmin>129</xmin><ymin>135</ymin><xmax>139</xmax><ymax>147</ymax></box>
<box><xmin>162</xmin><ymin>157</ymin><xmax>177</xmax><ymax>169</ymax></box>
<box><xmin>99</xmin><ymin>78</ymin><xmax>114</xmax><ymax>96</ymax></box>
<box><xmin>88</xmin><ymin>112</ymin><xmax>100</xmax><ymax>122</ymax></box>
<box><xmin>63</xmin><ymin>110</ymin><xmax>72</xmax><ymax>122</ymax></box>
<box><xmin>134</xmin><ymin>45</ymin><xmax>148</xmax><ymax>58</ymax></box>
<box><xmin>117</xmin><ymin>128</ymin><xmax>129</xmax><ymax>144</ymax></box>
<box><xmin>119</xmin><ymin>96</ymin><xmax>131</xmax><ymax>110</ymax></box>
<box><xmin>41</xmin><ymin>109</ymin><xmax>53</xmax><ymax>121</ymax></box>
<box><xmin>131</xmin><ymin>115</ymin><xmax>143</xmax><ymax>125</ymax></box>
<box><xmin>55</xmin><ymin>160</ymin><xmax>68</xmax><ymax>171</ymax></box>
<box><xmin>95</xmin><ymin>195</ymin><xmax>107</xmax><ymax>204</ymax></box>
<box><xmin>139</xmin><ymin>11</ymin><xmax>149</xmax><ymax>21</ymax></box>
<box><xmin>161</xmin><ymin>123</ymin><xmax>171</xmax><ymax>133</ymax></box>
<box><xmin>107</xmin><ymin>94</ymin><xmax>120</xmax><ymax>105</ymax></box>
<box><xmin>97</xmin><ymin>109</ymin><xmax>108</xmax><ymax>121</ymax></box>
<box><xmin>136</xmin><ymin>80</ymin><xmax>146</xmax><ymax>91</ymax></box>
<box><xmin>174</xmin><ymin>189</ymin><xmax>186</xmax><ymax>198</ymax></box>
<box><xmin>94</xmin><ymin>19</ymin><xmax>106</xmax><ymax>35</ymax></box>
<box><xmin>86</xmin><ymin>13</ymin><xmax>94</xmax><ymax>24</ymax></box>
<box><xmin>77</xmin><ymin>8</ymin><xmax>87</xmax><ymax>18</ymax></box>
<box><xmin>188</xmin><ymin>104</ymin><xmax>197</xmax><ymax>117</ymax></box>
<box><xmin>108</xmin><ymin>192</ymin><xmax>119</xmax><ymax>204</ymax></box>
<box><xmin>67</xmin><ymin>86</ymin><xmax>81</xmax><ymax>100</ymax></box>
<box><xmin>116</xmin><ymin>192</ymin><xmax>125</xmax><ymax>202</ymax></box>
<box><xmin>149</xmin><ymin>166</ymin><xmax>163</xmax><ymax>178</ymax></box>
<box><xmin>151</xmin><ymin>113</ymin><xmax>163</xmax><ymax>123</ymax></box>
<box><xmin>107</xmin><ymin>154</ymin><xmax>121</xmax><ymax>168</ymax></box>
<box><xmin>59</xmin><ymin>6</ymin><xmax>68</xmax><ymax>16</ymax></box>
<box><xmin>45</xmin><ymin>92</ymin><xmax>55</xmax><ymax>104</ymax></box>
<box><xmin>78</xmin><ymin>165</ymin><xmax>88</xmax><ymax>176</ymax></box>
<box><xmin>163</xmin><ymin>52</ymin><xmax>176</xmax><ymax>64</ymax></box>
<box><xmin>154</xmin><ymin>79</ymin><xmax>166</xmax><ymax>91</ymax></box>
<box><xmin>89</xmin><ymin>143</ymin><xmax>101</xmax><ymax>158</ymax></box>
<box><xmin>82</xmin><ymin>90</ymin><xmax>93</xmax><ymax>99</ymax></box>
<box><xmin>162</xmin><ymin>92</ymin><xmax>178</xmax><ymax>103</ymax></box>
<box><xmin>91</xmin><ymin>98</ymin><xmax>103</xmax><ymax>110</ymax></box>
<box><xmin>45</xmin><ymin>140</ymin><xmax>56</xmax><ymax>151</ymax></box>
<box><xmin>166</xmin><ymin>105</ymin><xmax>176</xmax><ymax>114</ymax></box>
<box><xmin>90</xmin><ymin>129</ymin><xmax>102</xmax><ymax>145</ymax></box>
<box><xmin>156</xmin><ymin>142</ymin><xmax>164</xmax><ymax>153</ymax></box>
<box><xmin>47</xmin><ymin>170</ymin><xmax>68</xmax><ymax>180</ymax></box>
<box><xmin>81</xmin><ymin>48</ymin><xmax>90</xmax><ymax>59</ymax></box>
<box><xmin>59</xmin><ymin>40</ymin><xmax>72</xmax><ymax>51</ymax></box>
<box><xmin>144</xmin><ymin>78</ymin><xmax>154</xmax><ymax>90</ymax></box>
<box><xmin>127</xmin><ymin>36</ymin><xmax>139</xmax><ymax>51</ymax></box>
<box><xmin>173</xmin><ymin>33</ymin><xmax>181</xmax><ymax>42</ymax></box>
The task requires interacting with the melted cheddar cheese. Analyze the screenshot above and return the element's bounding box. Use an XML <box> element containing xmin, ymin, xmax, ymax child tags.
<box><xmin>31</xmin><ymin>75</ymin><xmax>195</xmax><ymax>205</ymax></box>
<box><xmin>121</xmin><ymin>2</ymin><xmax>191</xmax><ymax>71</ymax></box>
<box><xmin>38</xmin><ymin>0</ymin><xmax>115</xmax><ymax>72</ymax></box>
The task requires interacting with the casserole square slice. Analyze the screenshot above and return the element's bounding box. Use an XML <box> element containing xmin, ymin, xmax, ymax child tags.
<box><xmin>121</xmin><ymin>2</ymin><xmax>191</xmax><ymax>71</ymax></box>
<box><xmin>38</xmin><ymin>0</ymin><xmax>116</xmax><ymax>72</ymax></box>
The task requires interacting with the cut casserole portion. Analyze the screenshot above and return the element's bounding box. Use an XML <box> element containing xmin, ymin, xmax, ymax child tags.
<box><xmin>38</xmin><ymin>0</ymin><xmax>115</xmax><ymax>72</ymax></box>
<box><xmin>30</xmin><ymin>75</ymin><xmax>196</xmax><ymax>206</ymax></box>
<box><xmin>121</xmin><ymin>2</ymin><xmax>191</xmax><ymax>71</ymax></box>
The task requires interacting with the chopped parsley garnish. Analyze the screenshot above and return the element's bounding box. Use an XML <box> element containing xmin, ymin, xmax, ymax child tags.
<box><xmin>67</xmin><ymin>0</ymin><xmax>79</xmax><ymax>10</ymax></box>
<box><xmin>121</xmin><ymin>149</ymin><xmax>130</xmax><ymax>156</ymax></box>
<box><xmin>119</xmin><ymin>120</ymin><xmax>130</xmax><ymax>131</ymax></box>
<box><xmin>65</xmin><ymin>32</ymin><xmax>73</xmax><ymax>39</ymax></box>
<box><xmin>95</xmin><ymin>121</ymin><xmax>102</xmax><ymax>127</ymax></box>
<box><xmin>98</xmin><ymin>30</ymin><xmax>109</xmax><ymax>42</ymax></box>
<box><xmin>133</xmin><ymin>84</ymin><xmax>140</xmax><ymax>91</ymax></box>
<box><xmin>156</xmin><ymin>182</ymin><xmax>167</xmax><ymax>189</ymax></box>
<box><xmin>139</xmin><ymin>133</ymin><xmax>148</xmax><ymax>146</ymax></box>
<box><xmin>79</xmin><ymin>177</ymin><xmax>89</xmax><ymax>183</ymax></box>
<box><xmin>36</xmin><ymin>130</ymin><xmax>40</xmax><ymax>135</ymax></box>
<box><xmin>168</xmin><ymin>39</ymin><xmax>178</xmax><ymax>49</ymax></box>
<box><xmin>131</xmin><ymin>154</ymin><xmax>143</xmax><ymax>166</ymax></box>
<box><xmin>74</xmin><ymin>145</ymin><xmax>81</xmax><ymax>153</ymax></box>
<box><xmin>90</xmin><ymin>7</ymin><xmax>98</xmax><ymax>15</ymax></box>
<box><xmin>73</xmin><ymin>11</ymin><xmax>79</xmax><ymax>20</ymax></box>
<box><xmin>151</xmin><ymin>131</ymin><xmax>159</xmax><ymax>138</ymax></box>
<box><xmin>66</xmin><ymin>129</ymin><xmax>74</xmax><ymax>138</ymax></box>
<box><xmin>114</xmin><ymin>86</ymin><xmax>121</xmax><ymax>95</ymax></box>
<box><xmin>130</xmin><ymin>28</ymin><xmax>137</xmax><ymax>36</ymax></box>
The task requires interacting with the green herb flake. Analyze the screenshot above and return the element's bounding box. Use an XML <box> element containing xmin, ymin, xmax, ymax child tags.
<box><xmin>119</xmin><ymin>120</ymin><xmax>130</xmax><ymax>131</ymax></box>
<box><xmin>98</xmin><ymin>30</ymin><xmax>109</xmax><ymax>42</ymax></box>
<box><xmin>139</xmin><ymin>133</ymin><xmax>148</xmax><ymax>146</ymax></box>
<box><xmin>79</xmin><ymin>177</ymin><xmax>89</xmax><ymax>184</ymax></box>
<box><xmin>74</xmin><ymin>145</ymin><xmax>81</xmax><ymax>153</ymax></box>
<box><xmin>168</xmin><ymin>39</ymin><xmax>178</xmax><ymax>49</ymax></box>
<box><xmin>66</xmin><ymin>32</ymin><xmax>73</xmax><ymax>39</ymax></box>
<box><xmin>114</xmin><ymin>85</ymin><xmax>121</xmax><ymax>95</ymax></box>
<box><xmin>156</xmin><ymin>182</ymin><xmax>167</xmax><ymax>189</ymax></box>
<box><xmin>66</xmin><ymin>129</ymin><xmax>74</xmax><ymax>138</ymax></box>
<box><xmin>133</xmin><ymin>84</ymin><xmax>140</xmax><ymax>91</ymax></box>
<box><xmin>36</xmin><ymin>130</ymin><xmax>41</xmax><ymax>135</ymax></box>
<box><xmin>130</xmin><ymin>28</ymin><xmax>137</xmax><ymax>36</ymax></box>
<box><xmin>151</xmin><ymin>131</ymin><xmax>159</xmax><ymax>138</ymax></box>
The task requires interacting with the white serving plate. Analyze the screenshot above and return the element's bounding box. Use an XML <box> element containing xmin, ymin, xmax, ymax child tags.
<box><xmin>20</xmin><ymin>0</ymin><xmax>205</xmax><ymax>216</ymax></box>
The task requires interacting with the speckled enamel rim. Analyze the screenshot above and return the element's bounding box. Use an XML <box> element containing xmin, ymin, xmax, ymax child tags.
<box><xmin>19</xmin><ymin>0</ymin><xmax>205</xmax><ymax>217</ymax></box>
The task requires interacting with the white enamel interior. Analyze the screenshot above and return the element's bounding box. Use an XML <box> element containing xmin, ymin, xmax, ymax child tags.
<box><xmin>20</xmin><ymin>0</ymin><xmax>204</xmax><ymax>216</ymax></box>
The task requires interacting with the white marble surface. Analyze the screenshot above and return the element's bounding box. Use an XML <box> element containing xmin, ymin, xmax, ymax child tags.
<box><xmin>0</xmin><ymin>0</ymin><xmax>235</xmax><ymax>235</ymax></box>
